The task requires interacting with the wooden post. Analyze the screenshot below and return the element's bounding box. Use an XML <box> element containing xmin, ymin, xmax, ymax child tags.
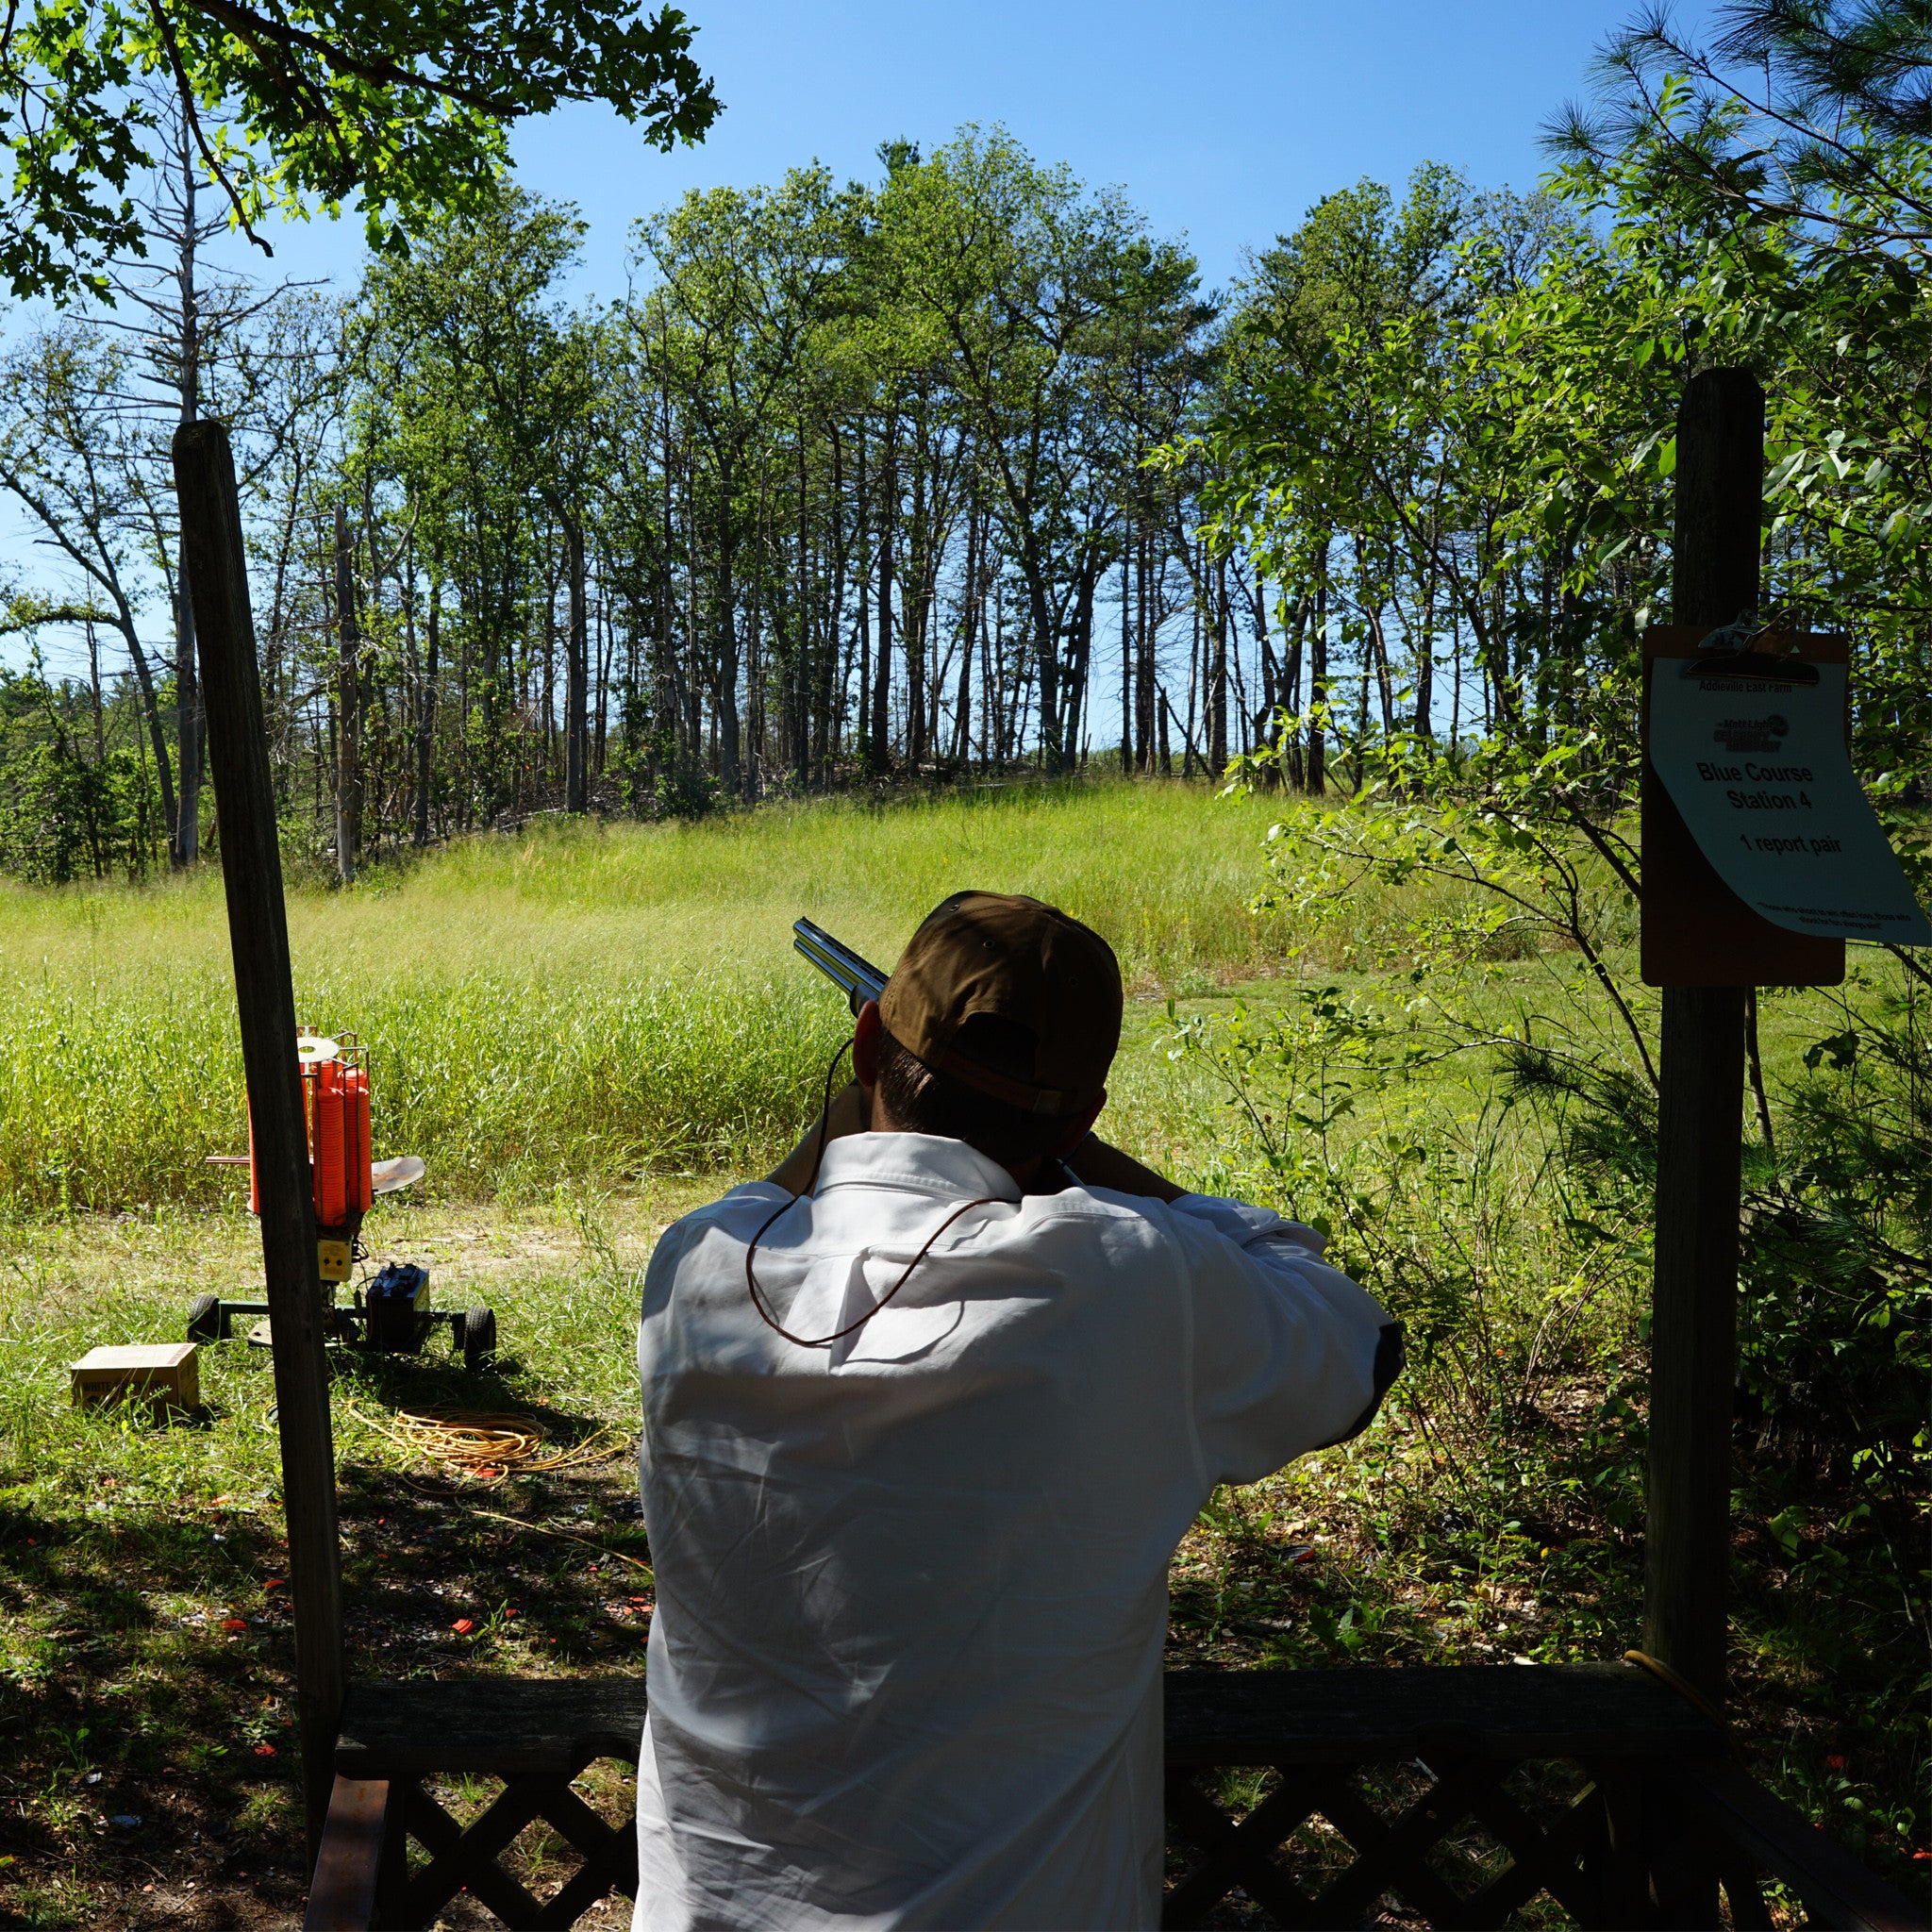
<box><xmin>1643</xmin><ymin>367</ymin><xmax>1761</xmax><ymax>1708</ymax></box>
<box><xmin>174</xmin><ymin>421</ymin><xmax>344</xmax><ymax>1866</ymax></box>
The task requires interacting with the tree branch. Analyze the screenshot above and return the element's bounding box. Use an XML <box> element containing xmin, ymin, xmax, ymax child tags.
<box><xmin>183</xmin><ymin>0</ymin><xmax>529</xmax><ymax>116</ymax></box>
<box><xmin>148</xmin><ymin>3</ymin><xmax>274</xmax><ymax>257</ymax></box>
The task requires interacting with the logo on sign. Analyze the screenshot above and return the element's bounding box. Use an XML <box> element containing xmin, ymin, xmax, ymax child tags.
<box><xmin>1712</xmin><ymin>713</ymin><xmax>1790</xmax><ymax>753</ymax></box>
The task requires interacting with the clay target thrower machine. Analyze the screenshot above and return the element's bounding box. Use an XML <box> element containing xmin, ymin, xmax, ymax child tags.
<box><xmin>198</xmin><ymin>1033</ymin><xmax>496</xmax><ymax>1370</ymax></box>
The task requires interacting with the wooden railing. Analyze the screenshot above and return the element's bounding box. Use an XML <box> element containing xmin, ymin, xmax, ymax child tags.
<box><xmin>305</xmin><ymin>1665</ymin><xmax>1927</xmax><ymax>1931</ymax></box>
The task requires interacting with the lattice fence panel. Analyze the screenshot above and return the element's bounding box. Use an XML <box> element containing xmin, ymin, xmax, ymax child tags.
<box><xmin>352</xmin><ymin>1749</ymin><xmax>1785</xmax><ymax>1930</ymax></box>
<box><xmin>391</xmin><ymin>1752</ymin><xmax>639</xmax><ymax>1929</ymax></box>
<box><xmin>1162</xmin><ymin>1757</ymin><xmax>1632</xmax><ymax>1930</ymax></box>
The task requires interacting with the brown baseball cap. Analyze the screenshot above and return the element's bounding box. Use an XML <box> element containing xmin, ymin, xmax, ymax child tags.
<box><xmin>877</xmin><ymin>891</ymin><xmax>1123</xmax><ymax>1117</ymax></box>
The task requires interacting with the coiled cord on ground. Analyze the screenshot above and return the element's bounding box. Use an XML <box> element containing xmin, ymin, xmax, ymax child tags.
<box><xmin>349</xmin><ymin>1405</ymin><xmax>625</xmax><ymax>1484</ymax></box>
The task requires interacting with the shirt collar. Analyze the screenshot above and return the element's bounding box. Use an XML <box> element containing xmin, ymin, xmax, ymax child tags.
<box><xmin>812</xmin><ymin>1131</ymin><xmax>1021</xmax><ymax>1202</ymax></box>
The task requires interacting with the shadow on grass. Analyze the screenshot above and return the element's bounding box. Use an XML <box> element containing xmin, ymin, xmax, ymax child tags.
<box><xmin>0</xmin><ymin>1355</ymin><xmax>648</xmax><ymax>1929</ymax></box>
<box><xmin>0</xmin><ymin>1491</ymin><xmax>309</xmax><ymax>1927</ymax></box>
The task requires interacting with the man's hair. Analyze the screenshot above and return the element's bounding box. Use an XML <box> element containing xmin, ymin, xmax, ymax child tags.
<box><xmin>875</xmin><ymin>1013</ymin><xmax>1069</xmax><ymax>1171</ymax></box>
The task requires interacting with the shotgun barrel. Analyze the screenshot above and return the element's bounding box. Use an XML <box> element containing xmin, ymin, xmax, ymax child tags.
<box><xmin>792</xmin><ymin>918</ymin><xmax>890</xmax><ymax>1015</ymax></box>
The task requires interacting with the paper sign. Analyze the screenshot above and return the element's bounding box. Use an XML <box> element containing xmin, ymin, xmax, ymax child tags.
<box><xmin>1649</xmin><ymin>659</ymin><xmax>1929</xmax><ymax>944</ymax></box>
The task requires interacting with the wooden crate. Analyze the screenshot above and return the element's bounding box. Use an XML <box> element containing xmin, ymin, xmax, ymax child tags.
<box><xmin>70</xmin><ymin>1342</ymin><xmax>200</xmax><ymax>1419</ymax></box>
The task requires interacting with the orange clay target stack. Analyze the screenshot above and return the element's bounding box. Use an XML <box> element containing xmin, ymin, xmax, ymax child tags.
<box><xmin>198</xmin><ymin>1035</ymin><xmax>496</xmax><ymax>1370</ymax></box>
<box><xmin>246</xmin><ymin>1034</ymin><xmax>374</xmax><ymax>1262</ymax></box>
<box><xmin>301</xmin><ymin>1034</ymin><xmax>374</xmax><ymax>1259</ymax></box>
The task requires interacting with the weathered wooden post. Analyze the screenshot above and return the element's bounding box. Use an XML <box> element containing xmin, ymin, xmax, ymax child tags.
<box><xmin>1642</xmin><ymin>368</ymin><xmax>1845</xmax><ymax>1707</ymax></box>
<box><xmin>1644</xmin><ymin>367</ymin><xmax>1760</xmax><ymax>1708</ymax></box>
<box><xmin>174</xmin><ymin>420</ymin><xmax>345</xmax><ymax>1866</ymax></box>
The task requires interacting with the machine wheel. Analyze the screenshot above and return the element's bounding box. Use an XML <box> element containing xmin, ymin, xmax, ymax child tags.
<box><xmin>462</xmin><ymin>1306</ymin><xmax>497</xmax><ymax>1373</ymax></box>
<box><xmin>187</xmin><ymin>1293</ymin><xmax>223</xmax><ymax>1342</ymax></box>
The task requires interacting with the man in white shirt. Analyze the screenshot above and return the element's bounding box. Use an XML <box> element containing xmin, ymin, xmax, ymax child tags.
<box><xmin>634</xmin><ymin>891</ymin><xmax>1401</xmax><ymax>1931</ymax></box>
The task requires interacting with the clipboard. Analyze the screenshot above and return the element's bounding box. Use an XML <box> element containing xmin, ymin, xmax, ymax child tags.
<box><xmin>1641</xmin><ymin>626</ymin><xmax>1847</xmax><ymax>988</ymax></box>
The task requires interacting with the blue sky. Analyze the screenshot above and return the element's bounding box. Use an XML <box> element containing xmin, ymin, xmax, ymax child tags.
<box><xmin>209</xmin><ymin>0</ymin><xmax>1707</xmax><ymax>303</ymax></box>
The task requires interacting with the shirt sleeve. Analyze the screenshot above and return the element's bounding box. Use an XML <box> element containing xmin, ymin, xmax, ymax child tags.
<box><xmin>1166</xmin><ymin>1193</ymin><xmax>1404</xmax><ymax>1488</ymax></box>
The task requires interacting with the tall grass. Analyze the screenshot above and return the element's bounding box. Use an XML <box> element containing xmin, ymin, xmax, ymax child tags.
<box><xmin>0</xmin><ymin>972</ymin><xmax>852</xmax><ymax>1214</ymax></box>
<box><xmin>2</xmin><ymin>781</ymin><xmax>1426</xmax><ymax>1214</ymax></box>
<box><xmin>3</xmin><ymin>781</ymin><xmax>1326</xmax><ymax>979</ymax></box>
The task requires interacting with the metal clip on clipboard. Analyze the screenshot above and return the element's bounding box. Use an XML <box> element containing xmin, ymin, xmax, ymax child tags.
<box><xmin>1680</xmin><ymin>608</ymin><xmax>1821</xmax><ymax>684</ymax></box>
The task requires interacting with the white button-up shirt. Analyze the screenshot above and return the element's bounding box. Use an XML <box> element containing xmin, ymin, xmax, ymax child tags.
<box><xmin>634</xmin><ymin>1131</ymin><xmax>1396</xmax><ymax>1932</ymax></box>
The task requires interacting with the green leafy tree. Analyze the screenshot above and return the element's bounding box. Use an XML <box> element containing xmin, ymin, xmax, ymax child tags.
<box><xmin>2</xmin><ymin>0</ymin><xmax>717</xmax><ymax>301</ymax></box>
<box><xmin>0</xmin><ymin>327</ymin><xmax>180</xmax><ymax>838</ymax></box>
<box><xmin>1544</xmin><ymin>3</ymin><xmax>1932</xmax><ymax>810</ymax></box>
<box><xmin>355</xmin><ymin>186</ymin><xmax>592</xmax><ymax>823</ymax></box>
<box><xmin>629</xmin><ymin>167</ymin><xmax>860</xmax><ymax>796</ymax></box>
<box><xmin>882</xmin><ymin>126</ymin><xmax>1200</xmax><ymax>772</ymax></box>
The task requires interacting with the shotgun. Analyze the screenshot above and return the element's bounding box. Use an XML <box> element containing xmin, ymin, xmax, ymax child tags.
<box><xmin>792</xmin><ymin>918</ymin><xmax>889</xmax><ymax>1015</ymax></box>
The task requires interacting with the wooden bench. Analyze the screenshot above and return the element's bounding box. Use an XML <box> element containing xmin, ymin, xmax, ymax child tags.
<box><xmin>304</xmin><ymin>1662</ymin><xmax>1927</xmax><ymax>1930</ymax></box>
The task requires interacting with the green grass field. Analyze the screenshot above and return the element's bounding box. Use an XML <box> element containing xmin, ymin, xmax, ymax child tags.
<box><xmin>0</xmin><ymin>781</ymin><xmax>1355</xmax><ymax>1217</ymax></box>
<box><xmin>0</xmin><ymin>777</ymin><xmax>1920</xmax><ymax>1926</ymax></box>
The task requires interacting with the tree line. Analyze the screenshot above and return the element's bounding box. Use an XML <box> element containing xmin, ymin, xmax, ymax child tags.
<box><xmin>3</xmin><ymin>1</ymin><xmax>1929</xmax><ymax>883</ymax></box>
<box><xmin>5</xmin><ymin>123</ymin><xmax>1238</xmax><ymax>878</ymax></box>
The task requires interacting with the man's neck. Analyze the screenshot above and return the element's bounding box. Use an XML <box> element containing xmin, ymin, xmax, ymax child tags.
<box><xmin>865</xmin><ymin>1104</ymin><xmax>1048</xmax><ymax>1195</ymax></box>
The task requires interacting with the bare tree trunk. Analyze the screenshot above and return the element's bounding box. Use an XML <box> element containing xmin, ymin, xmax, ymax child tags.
<box><xmin>1354</xmin><ymin>533</ymin><xmax>1396</xmax><ymax>739</ymax></box>
<box><xmin>121</xmin><ymin>620</ymin><xmax>179</xmax><ymax>841</ymax></box>
<box><xmin>1229</xmin><ymin>579</ymin><xmax>1251</xmax><ymax>758</ymax></box>
<box><xmin>171</xmin><ymin>93</ymin><xmax>203</xmax><ymax>868</ymax></box>
<box><xmin>1282</xmin><ymin>590</ymin><xmax>1308</xmax><ymax>791</ymax></box>
<box><xmin>981</xmin><ymin>577</ymin><xmax>999</xmax><ymax>765</ymax></box>
<box><xmin>1356</xmin><ymin>647</ymin><xmax>1372</xmax><ymax>788</ymax></box>
<box><xmin>744</xmin><ymin>484</ymin><xmax>764</xmax><ymax>797</ymax></box>
<box><xmin>1068</xmin><ymin>564</ymin><xmax>1095</xmax><ymax>772</ymax></box>
<box><xmin>333</xmin><ymin>505</ymin><xmax>361</xmax><ymax>883</ymax></box>
<box><xmin>1307</xmin><ymin>538</ymin><xmax>1329</xmax><ymax>797</ymax></box>
<box><xmin>1183</xmin><ymin>572</ymin><xmax>1200</xmax><ymax>780</ymax></box>
<box><xmin>991</xmin><ymin>576</ymin><xmax>1008</xmax><ymax>767</ymax></box>
<box><xmin>870</xmin><ymin>408</ymin><xmax>896</xmax><ymax>769</ymax></box>
<box><xmin>416</xmin><ymin>567</ymin><xmax>440</xmax><ymax>846</ymax></box>
<box><xmin>793</xmin><ymin>432</ymin><xmax>811</xmax><ymax>790</ymax></box>
<box><xmin>1135</xmin><ymin>529</ymin><xmax>1155</xmax><ymax>772</ymax></box>
<box><xmin>1412</xmin><ymin>554</ymin><xmax>1438</xmax><ymax>741</ymax></box>
<box><xmin>907</xmin><ymin>407</ymin><xmax>927</xmax><ymax>769</ymax></box>
<box><xmin>952</xmin><ymin>493</ymin><xmax>977</xmax><ymax>766</ymax></box>
<box><xmin>818</xmin><ymin>422</ymin><xmax>847</xmax><ymax>784</ymax></box>
<box><xmin>542</xmin><ymin>536</ymin><xmax>559</xmax><ymax>789</ymax></box>
<box><xmin>1209</xmin><ymin>552</ymin><xmax>1228</xmax><ymax>774</ymax></box>
<box><xmin>564</xmin><ymin>510</ymin><xmax>589</xmax><ymax>813</ymax></box>
<box><xmin>595</xmin><ymin>584</ymin><xmax>613</xmax><ymax>781</ymax></box>
<box><xmin>716</xmin><ymin>469</ymin><xmax>742</xmax><ymax>798</ymax></box>
<box><xmin>86</xmin><ymin>620</ymin><xmax>104</xmax><ymax>761</ymax></box>
<box><xmin>1024</xmin><ymin>562</ymin><xmax>1060</xmax><ymax>772</ymax></box>
<box><xmin>1246</xmin><ymin>568</ymin><xmax>1280</xmax><ymax>788</ymax></box>
<box><xmin>174</xmin><ymin>571</ymin><xmax>201</xmax><ymax>865</ymax></box>
<box><xmin>854</xmin><ymin>425</ymin><xmax>871</xmax><ymax>768</ymax></box>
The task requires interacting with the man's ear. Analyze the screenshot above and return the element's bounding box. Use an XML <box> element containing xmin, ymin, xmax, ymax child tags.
<box><xmin>852</xmin><ymin>999</ymin><xmax>884</xmax><ymax>1090</ymax></box>
<box><xmin>1049</xmin><ymin>1091</ymin><xmax>1106</xmax><ymax>1160</ymax></box>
